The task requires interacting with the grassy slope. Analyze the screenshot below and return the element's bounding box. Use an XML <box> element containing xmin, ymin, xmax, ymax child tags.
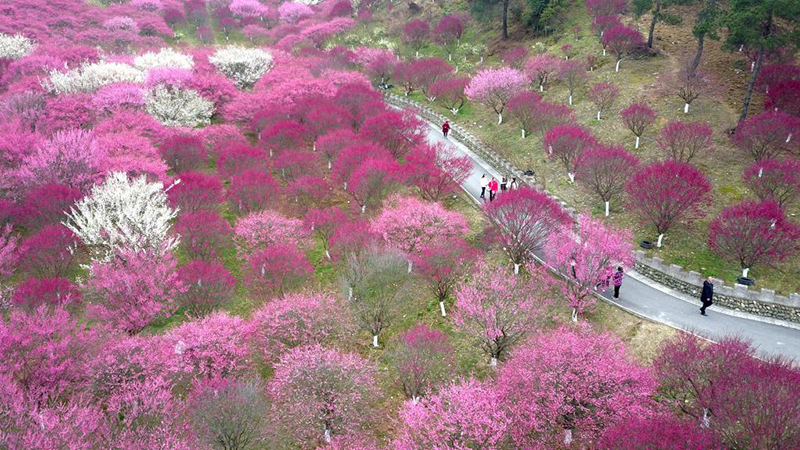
<box><xmin>343</xmin><ymin>1</ymin><xmax>800</xmax><ymax>295</ymax></box>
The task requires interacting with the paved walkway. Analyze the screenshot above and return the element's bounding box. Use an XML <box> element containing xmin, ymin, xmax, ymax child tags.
<box><xmin>421</xmin><ymin>119</ymin><xmax>800</xmax><ymax>363</ymax></box>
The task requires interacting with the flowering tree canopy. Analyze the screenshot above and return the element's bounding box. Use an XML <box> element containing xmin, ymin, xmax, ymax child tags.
<box><xmin>657</xmin><ymin>121</ymin><xmax>714</xmax><ymax>163</ymax></box>
<box><xmin>209</xmin><ymin>46</ymin><xmax>274</xmax><ymax>89</ymax></box>
<box><xmin>465</xmin><ymin>67</ymin><xmax>529</xmax><ymax>124</ymax></box>
<box><xmin>743</xmin><ymin>158</ymin><xmax>800</xmax><ymax>208</ymax></box>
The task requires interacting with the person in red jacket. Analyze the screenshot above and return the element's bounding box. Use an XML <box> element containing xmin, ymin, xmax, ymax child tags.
<box><xmin>442</xmin><ymin>120</ymin><xmax>450</xmax><ymax>138</ymax></box>
<box><xmin>488</xmin><ymin>177</ymin><xmax>499</xmax><ymax>201</ymax></box>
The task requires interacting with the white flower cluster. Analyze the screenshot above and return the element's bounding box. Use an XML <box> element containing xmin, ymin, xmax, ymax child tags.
<box><xmin>209</xmin><ymin>45</ymin><xmax>273</xmax><ymax>89</ymax></box>
<box><xmin>0</xmin><ymin>33</ymin><xmax>35</xmax><ymax>60</ymax></box>
<box><xmin>43</xmin><ymin>62</ymin><xmax>145</xmax><ymax>95</ymax></box>
<box><xmin>133</xmin><ymin>48</ymin><xmax>194</xmax><ymax>71</ymax></box>
<box><xmin>64</xmin><ymin>171</ymin><xmax>180</xmax><ymax>261</ymax></box>
<box><xmin>145</xmin><ymin>85</ymin><xmax>214</xmax><ymax>127</ymax></box>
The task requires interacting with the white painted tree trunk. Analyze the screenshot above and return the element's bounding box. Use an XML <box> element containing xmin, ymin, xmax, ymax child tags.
<box><xmin>568</xmin><ymin>172</ymin><xmax>575</xmax><ymax>183</ymax></box>
<box><xmin>615</xmin><ymin>59</ymin><xmax>621</xmax><ymax>72</ymax></box>
<box><xmin>490</xmin><ymin>357</ymin><xmax>498</xmax><ymax>367</ymax></box>
<box><xmin>328</xmin><ymin>160</ymin><xmax>332</xmax><ymax>169</ymax></box>
<box><xmin>412</xmin><ymin>396</ymin><xmax>419</xmax><ymax>404</ymax></box>
<box><xmin>605</xmin><ymin>201</ymin><xmax>610</xmax><ymax>216</ymax></box>
<box><xmin>480</xmin><ymin>56</ymin><xmax>484</xmax><ymax>63</ymax></box>
<box><xmin>325</xmin><ymin>249</ymin><xmax>331</xmax><ymax>260</ymax></box>
<box><xmin>787</xmin><ymin>133</ymin><xmax>792</xmax><ymax>143</ymax></box>
<box><xmin>521</xmin><ymin>129</ymin><xmax>526</xmax><ymax>138</ymax></box>
<box><xmin>589</xmin><ymin>66</ymin><xmax>593</xmax><ymax>72</ymax></box>
<box><xmin>324</xmin><ymin>428</ymin><xmax>331</xmax><ymax>443</ymax></box>
<box><xmin>497</xmin><ymin>113</ymin><xmax>503</xmax><ymax>125</ymax></box>
<box><xmin>759</xmin><ymin>167</ymin><xmax>764</xmax><ymax>177</ymax></box>
<box><xmin>439</xmin><ymin>301</ymin><xmax>447</xmax><ymax>317</ymax></box>
<box><xmin>448</xmin><ymin>53</ymin><xmax>452</xmax><ymax>61</ymax></box>
<box><xmin>343</xmin><ymin>181</ymin><xmax>347</xmax><ymax>190</ymax></box>
<box><xmin>565</xmin><ymin>55</ymin><xmax>568</xmax><ymax>60</ymax></box>
<box><xmin>407</xmin><ymin>260</ymin><xmax>413</xmax><ymax>273</ymax></box>
<box><xmin>348</xmin><ymin>286</ymin><xmax>353</xmax><ymax>301</ymax></box>
<box><xmin>360</xmin><ymin>204</ymin><xmax>366</xmax><ymax>214</ymax></box>
<box><xmin>603</xmin><ymin>48</ymin><xmax>606</xmax><ymax>56</ymax></box>
<box><xmin>569</xmin><ymin>95</ymin><xmax>573</xmax><ymax>105</ymax></box>
<box><xmin>739</xmin><ymin>44</ymin><xmax>744</xmax><ymax>52</ymax></box>
<box><xmin>269</xmin><ymin>148</ymin><xmax>273</xmax><ymax>157</ymax></box>
<box><xmin>415</xmin><ymin>50</ymin><xmax>419</xmax><ymax>58</ymax></box>
<box><xmin>451</xmin><ymin>108</ymin><xmax>460</xmax><ymax>114</ymax></box>
<box><xmin>742</xmin><ymin>267</ymin><xmax>750</xmax><ymax>277</ymax></box>
<box><xmin>564</xmin><ymin>429</ymin><xmax>573</xmax><ymax>446</ymax></box>
<box><xmin>701</xmin><ymin>408</ymin><xmax>710</xmax><ymax>428</ymax></box>
<box><xmin>539</xmin><ymin>84</ymin><xmax>544</xmax><ymax>92</ymax></box>
<box><xmin>454</xmin><ymin>66</ymin><xmax>459</xmax><ymax>73</ymax></box>
<box><xmin>684</xmin><ymin>103</ymin><xmax>690</xmax><ymax>113</ymax></box>
<box><xmin>372</xmin><ymin>335</ymin><xmax>379</xmax><ymax>347</ymax></box>
<box><xmin>635</xmin><ymin>136</ymin><xmax>640</xmax><ymax>149</ymax></box>
<box><xmin>571</xmin><ymin>308</ymin><xmax>578</xmax><ymax>322</ymax></box>
<box><xmin>657</xmin><ymin>233</ymin><xmax>664</xmax><ymax>248</ymax></box>
<box><xmin>597</xmin><ymin>110</ymin><xmax>601</xmax><ymax>120</ymax></box>
<box><xmin>751</xmin><ymin>61</ymin><xmax>755</xmax><ymax>72</ymax></box>
<box><xmin>514</xmin><ymin>263</ymin><xmax>520</xmax><ymax>274</ymax></box>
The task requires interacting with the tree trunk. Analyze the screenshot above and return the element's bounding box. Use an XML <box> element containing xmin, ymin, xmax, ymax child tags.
<box><xmin>647</xmin><ymin>0</ymin><xmax>661</xmax><ymax>49</ymax></box>
<box><xmin>657</xmin><ymin>233</ymin><xmax>664</xmax><ymax>247</ymax></box>
<box><xmin>739</xmin><ymin>48</ymin><xmax>764</xmax><ymax>124</ymax></box>
<box><xmin>605</xmin><ymin>201</ymin><xmax>610</xmax><ymax>216</ymax></box>
<box><xmin>635</xmin><ymin>136</ymin><xmax>640</xmax><ymax>149</ymax></box>
<box><xmin>514</xmin><ymin>263</ymin><xmax>520</xmax><ymax>274</ymax></box>
<box><xmin>502</xmin><ymin>0</ymin><xmax>509</xmax><ymax>39</ymax></box>
<box><xmin>571</xmin><ymin>308</ymin><xmax>578</xmax><ymax>322</ymax></box>
<box><xmin>372</xmin><ymin>335</ymin><xmax>379</xmax><ymax>347</ymax></box>
<box><xmin>690</xmin><ymin>32</ymin><xmax>706</xmax><ymax>76</ymax></box>
<box><xmin>439</xmin><ymin>301</ymin><xmax>447</xmax><ymax>317</ymax></box>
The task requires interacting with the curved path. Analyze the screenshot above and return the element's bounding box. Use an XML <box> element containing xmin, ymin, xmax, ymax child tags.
<box><xmin>417</xmin><ymin>116</ymin><xmax>800</xmax><ymax>363</ymax></box>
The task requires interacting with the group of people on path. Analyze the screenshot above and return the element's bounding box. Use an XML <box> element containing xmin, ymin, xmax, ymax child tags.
<box><xmin>478</xmin><ymin>174</ymin><xmax>517</xmax><ymax>201</ymax></box>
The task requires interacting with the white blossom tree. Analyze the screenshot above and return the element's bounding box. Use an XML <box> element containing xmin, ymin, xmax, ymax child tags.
<box><xmin>0</xmin><ymin>33</ymin><xmax>35</xmax><ymax>60</ymax></box>
<box><xmin>63</xmin><ymin>172</ymin><xmax>180</xmax><ymax>261</ymax></box>
<box><xmin>133</xmin><ymin>48</ymin><xmax>194</xmax><ymax>71</ymax></box>
<box><xmin>43</xmin><ymin>62</ymin><xmax>144</xmax><ymax>94</ymax></box>
<box><xmin>145</xmin><ymin>85</ymin><xmax>214</xmax><ymax>127</ymax></box>
<box><xmin>209</xmin><ymin>46</ymin><xmax>273</xmax><ymax>89</ymax></box>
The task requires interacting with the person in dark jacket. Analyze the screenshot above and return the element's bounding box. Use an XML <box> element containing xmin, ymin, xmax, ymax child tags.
<box><xmin>442</xmin><ymin>120</ymin><xmax>450</xmax><ymax>138</ymax></box>
<box><xmin>612</xmin><ymin>267</ymin><xmax>624</xmax><ymax>298</ymax></box>
<box><xmin>700</xmin><ymin>276</ymin><xmax>714</xmax><ymax>315</ymax></box>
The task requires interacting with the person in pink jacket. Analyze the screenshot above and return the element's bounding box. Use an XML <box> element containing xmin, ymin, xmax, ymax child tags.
<box><xmin>488</xmin><ymin>177</ymin><xmax>499</xmax><ymax>201</ymax></box>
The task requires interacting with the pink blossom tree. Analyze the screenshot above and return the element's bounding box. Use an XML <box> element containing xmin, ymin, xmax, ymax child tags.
<box><xmin>347</xmin><ymin>157</ymin><xmax>402</xmax><ymax>214</ymax></box>
<box><xmin>11</xmin><ymin>277</ymin><xmax>82</xmax><ymax>311</ymax></box>
<box><xmin>547</xmin><ymin>214</ymin><xmax>634</xmax><ymax>321</ymax></box>
<box><xmin>247</xmin><ymin>292</ymin><xmax>344</xmax><ymax>365</ymax></box>
<box><xmin>174</xmin><ymin>210</ymin><xmax>233</xmax><ymax>261</ymax></box>
<box><xmin>453</xmin><ymin>262</ymin><xmax>551</xmax><ymax>365</ymax></box>
<box><xmin>403</xmin><ymin>143</ymin><xmax>472</xmax><ymax>202</ymax></box>
<box><xmin>304</xmin><ymin>207</ymin><xmax>348</xmax><ymax>260</ymax></box>
<box><xmin>317</xmin><ymin>129</ymin><xmax>363</xmax><ymax>170</ymax></box>
<box><xmin>586</xmin><ymin>0</ymin><xmax>627</xmax><ymax>17</ymax></box>
<box><xmin>16</xmin><ymin>129</ymin><xmax>103</xmax><ymax>193</ymax></box>
<box><xmin>531</xmin><ymin>100</ymin><xmax>574</xmax><ymax>139</ymax></box>
<box><xmin>329</xmin><ymin>218</ymin><xmax>375</xmax><ymax>262</ymax></box>
<box><xmin>17</xmin><ymin>184</ymin><xmax>82</xmax><ymax>231</ymax></box>
<box><xmin>558</xmin><ymin>60</ymin><xmax>588</xmax><ymax>106</ymax></box>
<box><xmin>502</xmin><ymin>46</ymin><xmax>529</xmax><ymax>69</ymax></box>
<box><xmin>507</xmin><ymin>91</ymin><xmax>542</xmax><ymax>138</ymax></box>
<box><xmin>370</xmin><ymin>194</ymin><xmax>469</xmax><ymax>272</ymax></box>
<box><xmin>226</xmin><ymin>169</ymin><xmax>280</xmax><ymax>215</ymax></box>
<box><xmin>168</xmin><ymin>171</ymin><xmax>224</xmax><ymax>212</ymax></box>
<box><xmin>390</xmin><ymin>325</ymin><xmax>455</xmax><ymax>402</ymax></box>
<box><xmin>627</xmin><ymin>161</ymin><xmax>712</xmax><ymax>247</ymax></box>
<box><xmin>621</xmin><ymin>102</ymin><xmax>656</xmax><ymax>148</ymax></box>
<box><xmin>497</xmin><ymin>326</ymin><xmax>657</xmax><ymax>448</ymax></box>
<box><xmin>0</xmin><ymin>306</ymin><xmax>99</xmax><ymax>404</ymax></box>
<box><xmin>524</xmin><ymin>53</ymin><xmax>561</xmax><ymax>92</ymax></box>
<box><xmin>433</xmin><ymin>15</ymin><xmax>464</xmax><ymax>61</ymax></box>
<box><xmin>278</xmin><ymin>1</ymin><xmax>313</xmax><ymax>23</ymax></box>
<box><xmin>162</xmin><ymin>311</ymin><xmax>251</xmax><ymax>380</ymax></box>
<box><xmin>399</xmin><ymin>58</ymin><xmax>452</xmax><ymax>101</ymax></box>
<box><xmin>588</xmin><ymin>82</ymin><xmax>619</xmax><ymax>120</ymax></box>
<box><xmin>599</xmin><ymin>415</ymin><xmax>724</xmax><ymax>450</ymax></box>
<box><xmin>428</xmin><ymin>77</ymin><xmax>469</xmax><ymax>114</ymax></box>
<box><xmin>654</xmin><ymin>334</ymin><xmax>800</xmax><ymax>449</ymax></box>
<box><xmin>342</xmin><ymin>245</ymin><xmax>410</xmax><ymax>347</ymax></box>
<box><xmin>393</xmin><ymin>379</ymin><xmax>510</xmax><ymax>450</ymax></box>
<box><xmin>17</xmin><ymin>225</ymin><xmax>79</xmax><ymax>278</ymax></box>
<box><xmin>666</xmin><ymin>62</ymin><xmax>715</xmax><ymax>114</ymax></box>
<box><xmin>413</xmin><ymin>237</ymin><xmax>476</xmax><ymax>317</ymax></box>
<box><xmin>268</xmin><ymin>345</ymin><xmax>379</xmax><ymax>446</ymax></box>
<box><xmin>708</xmin><ymin>200</ymin><xmax>800</xmax><ymax>278</ymax></box>
<box><xmin>483</xmin><ymin>187</ymin><xmax>572</xmax><ymax>273</ymax></box>
<box><xmin>766</xmin><ymin>79</ymin><xmax>800</xmax><ymax>117</ymax></box>
<box><xmin>244</xmin><ymin>244</ymin><xmax>313</xmax><ymax>298</ymax></box>
<box><xmin>216</xmin><ymin>144</ymin><xmax>268</xmax><ymax>179</ymax></box>
<box><xmin>359</xmin><ymin>110</ymin><xmax>425</xmax><ymax>159</ymax></box>
<box><xmin>158</xmin><ymin>135</ymin><xmax>207</xmax><ymax>174</ymax></box>
<box><xmin>177</xmin><ymin>260</ymin><xmax>237</xmax><ymax>317</ymax></box>
<box><xmin>86</xmin><ymin>248</ymin><xmax>186</xmax><ymax>334</ymax></box>
<box><xmin>403</xmin><ymin>20</ymin><xmax>430</xmax><ymax>57</ymax></box>
<box><xmin>732</xmin><ymin>111</ymin><xmax>800</xmax><ymax>161</ymax></box>
<box><xmin>657</xmin><ymin>121</ymin><xmax>714</xmax><ymax>163</ymax></box>
<box><xmin>602</xmin><ymin>24</ymin><xmax>644</xmax><ymax>72</ymax></box>
<box><xmin>743</xmin><ymin>158</ymin><xmax>800</xmax><ymax>208</ymax></box>
<box><xmin>465</xmin><ymin>67</ymin><xmax>529</xmax><ymax>125</ymax></box>
<box><xmin>575</xmin><ymin>145</ymin><xmax>640</xmax><ymax>216</ymax></box>
<box><xmin>364</xmin><ymin>52</ymin><xmax>397</xmax><ymax>89</ymax></box>
<box><xmin>0</xmin><ymin>224</ymin><xmax>18</xmax><ymax>278</ymax></box>
<box><xmin>544</xmin><ymin>124</ymin><xmax>597</xmax><ymax>182</ymax></box>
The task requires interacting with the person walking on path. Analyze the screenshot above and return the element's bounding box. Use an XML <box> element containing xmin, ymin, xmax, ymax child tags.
<box><xmin>489</xmin><ymin>177</ymin><xmax>499</xmax><ymax>201</ymax></box>
<box><xmin>509</xmin><ymin>177</ymin><xmax>518</xmax><ymax>190</ymax></box>
<box><xmin>479</xmin><ymin>174</ymin><xmax>488</xmax><ymax>199</ymax></box>
<box><xmin>442</xmin><ymin>120</ymin><xmax>450</xmax><ymax>138</ymax></box>
<box><xmin>612</xmin><ymin>267</ymin><xmax>624</xmax><ymax>298</ymax></box>
<box><xmin>500</xmin><ymin>176</ymin><xmax>508</xmax><ymax>192</ymax></box>
<box><xmin>700</xmin><ymin>276</ymin><xmax>714</xmax><ymax>316</ymax></box>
